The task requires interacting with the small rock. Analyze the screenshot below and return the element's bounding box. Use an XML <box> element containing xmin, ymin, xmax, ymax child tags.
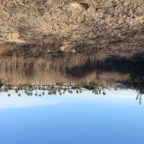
<box><xmin>47</xmin><ymin>50</ymin><xmax>51</xmax><ymax>53</ymax></box>
<box><xmin>69</xmin><ymin>2</ymin><xmax>84</xmax><ymax>12</ymax></box>
<box><xmin>71</xmin><ymin>49</ymin><xmax>76</xmax><ymax>53</ymax></box>
<box><xmin>1</xmin><ymin>86</ymin><xmax>6</xmax><ymax>91</ymax></box>
<box><xmin>87</xmin><ymin>6</ymin><xmax>97</xmax><ymax>16</ymax></box>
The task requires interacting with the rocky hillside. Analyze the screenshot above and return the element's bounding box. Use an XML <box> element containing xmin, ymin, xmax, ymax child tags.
<box><xmin>0</xmin><ymin>0</ymin><xmax>144</xmax><ymax>57</ymax></box>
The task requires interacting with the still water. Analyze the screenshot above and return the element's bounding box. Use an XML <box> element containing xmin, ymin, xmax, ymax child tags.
<box><xmin>0</xmin><ymin>89</ymin><xmax>144</xmax><ymax>144</ymax></box>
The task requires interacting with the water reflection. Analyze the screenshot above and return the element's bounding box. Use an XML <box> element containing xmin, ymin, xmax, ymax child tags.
<box><xmin>0</xmin><ymin>87</ymin><xmax>143</xmax><ymax>105</ymax></box>
<box><xmin>127</xmin><ymin>57</ymin><xmax>144</xmax><ymax>105</ymax></box>
<box><xmin>0</xmin><ymin>54</ymin><xmax>144</xmax><ymax>96</ymax></box>
<box><xmin>0</xmin><ymin>90</ymin><xmax>62</xmax><ymax>109</ymax></box>
<box><xmin>0</xmin><ymin>50</ymin><xmax>144</xmax><ymax>144</ymax></box>
<box><xmin>1</xmin><ymin>84</ymin><xmax>106</xmax><ymax>97</ymax></box>
<box><xmin>0</xmin><ymin>88</ymin><xmax>143</xmax><ymax>108</ymax></box>
<box><xmin>1</xmin><ymin>89</ymin><xmax>144</xmax><ymax>144</ymax></box>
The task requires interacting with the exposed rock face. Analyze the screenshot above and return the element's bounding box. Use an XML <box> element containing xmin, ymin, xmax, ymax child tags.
<box><xmin>0</xmin><ymin>0</ymin><xmax>144</xmax><ymax>57</ymax></box>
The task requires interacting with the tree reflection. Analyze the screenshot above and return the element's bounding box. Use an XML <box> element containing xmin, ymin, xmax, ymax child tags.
<box><xmin>2</xmin><ymin>83</ymin><xmax>106</xmax><ymax>97</ymax></box>
<box><xmin>128</xmin><ymin>57</ymin><xmax>144</xmax><ymax>105</ymax></box>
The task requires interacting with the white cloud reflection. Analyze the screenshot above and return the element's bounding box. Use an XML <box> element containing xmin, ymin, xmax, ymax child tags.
<box><xmin>0</xmin><ymin>88</ymin><xmax>142</xmax><ymax>109</ymax></box>
<box><xmin>0</xmin><ymin>91</ymin><xmax>62</xmax><ymax>109</ymax></box>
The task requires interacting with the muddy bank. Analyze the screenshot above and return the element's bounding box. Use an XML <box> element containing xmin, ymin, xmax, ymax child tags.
<box><xmin>0</xmin><ymin>0</ymin><xmax>144</xmax><ymax>57</ymax></box>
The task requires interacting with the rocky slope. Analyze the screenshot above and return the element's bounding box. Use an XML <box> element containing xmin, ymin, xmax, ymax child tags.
<box><xmin>0</xmin><ymin>0</ymin><xmax>144</xmax><ymax>57</ymax></box>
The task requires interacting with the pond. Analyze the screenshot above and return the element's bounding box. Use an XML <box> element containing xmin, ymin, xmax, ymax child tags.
<box><xmin>0</xmin><ymin>55</ymin><xmax>144</xmax><ymax>144</ymax></box>
<box><xmin>0</xmin><ymin>89</ymin><xmax>144</xmax><ymax>144</ymax></box>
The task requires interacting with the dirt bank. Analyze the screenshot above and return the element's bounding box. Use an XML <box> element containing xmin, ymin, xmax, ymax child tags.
<box><xmin>0</xmin><ymin>0</ymin><xmax>144</xmax><ymax>57</ymax></box>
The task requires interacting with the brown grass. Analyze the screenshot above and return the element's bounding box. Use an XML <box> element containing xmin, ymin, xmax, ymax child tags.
<box><xmin>0</xmin><ymin>44</ymin><xmax>7</xmax><ymax>54</ymax></box>
<box><xmin>0</xmin><ymin>56</ymin><xmax>128</xmax><ymax>86</ymax></box>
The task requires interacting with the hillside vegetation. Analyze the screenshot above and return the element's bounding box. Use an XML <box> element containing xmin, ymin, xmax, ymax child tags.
<box><xmin>0</xmin><ymin>0</ymin><xmax>144</xmax><ymax>57</ymax></box>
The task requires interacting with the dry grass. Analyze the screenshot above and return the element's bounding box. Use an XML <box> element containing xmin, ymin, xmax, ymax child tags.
<box><xmin>0</xmin><ymin>0</ymin><xmax>143</xmax><ymax>55</ymax></box>
<box><xmin>0</xmin><ymin>56</ymin><xmax>129</xmax><ymax>86</ymax></box>
<box><xmin>0</xmin><ymin>44</ymin><xmax>7</xmax><ymax>54</ymax></box>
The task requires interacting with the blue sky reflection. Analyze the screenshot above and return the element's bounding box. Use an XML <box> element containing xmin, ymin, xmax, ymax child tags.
<box><xmin>0</xmin><ymin>89</ymin><xmax>144</xmax><ymax>144</ymax></box>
